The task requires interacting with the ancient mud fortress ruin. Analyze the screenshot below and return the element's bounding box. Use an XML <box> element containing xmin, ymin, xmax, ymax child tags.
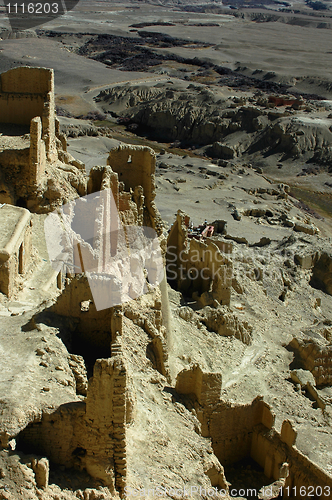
<box><xmin>0</xmin><ymin>66</ymin><xmax>86</xmax><ymax>211</ymax></box>
<box><xmin>167</xmin><ymin>211</ymin><xmax>232</xmax><ymax>308</ymax></box>
<box><xmin>0</xmin><ymin>66</ymin><xmax>332</xmax><ymax>499</ymax></box>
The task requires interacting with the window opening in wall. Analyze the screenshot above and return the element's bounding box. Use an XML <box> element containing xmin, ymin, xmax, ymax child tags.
<box><xmin>19</xmin><ymin>243</ymin><xmax>24</xmax><ymax>274</ymax></box>
<box><xmin>127</xmin><ymin>155</ymin><xmax>132</xmax><ymax>163</ymax></box>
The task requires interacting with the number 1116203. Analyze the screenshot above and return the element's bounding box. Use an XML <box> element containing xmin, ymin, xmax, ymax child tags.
<box><xmin>6</xmin><ymin>3</ymin><xmax>59</xmax><ymax>14</ymax></box>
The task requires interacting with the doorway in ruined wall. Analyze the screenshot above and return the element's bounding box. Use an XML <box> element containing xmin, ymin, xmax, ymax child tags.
<box><xmin>15</xmin><ymin>415</ymin><xmax>99</xmax><ymax>494</ymax></box>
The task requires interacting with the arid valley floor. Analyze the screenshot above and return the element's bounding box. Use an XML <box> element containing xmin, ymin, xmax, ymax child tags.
<box><xmin>0</xmin><ymin>0</ymin><xmax>332</xmax><ymax>499</ymax></box>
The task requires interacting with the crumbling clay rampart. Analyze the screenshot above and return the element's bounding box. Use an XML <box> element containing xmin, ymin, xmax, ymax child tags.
<box><xmin>0</xmin><ymin>67</ymin><xmax>86</xmax><ymax>211</ymax></box>
<box><xmin>18</xmin><ymin>351</ymin><xmax>128</xmax><ymax>494</ymax></box>
<box><xmin>0</xmin><ymin>67</ymin><xmax>53</xmax><ymax>127</ymax></box>
<box><xmin>176</xmin><ymin>365</ymin><xmax>332</xmax><ymax>498</ymax></box>
<box><xmin>0</xmin><ymin>204</ymin><xmax>32</xmax><ymax>297</ymax></box>
<box><xmin>167</xmin><ymin>210</ymin><xmax>232</xmax><ymax>306</ymax></box>
<box><xmin>107</xmin><ymin>144</ymin><xmax>164</xmax><ymax>235</ymax></box>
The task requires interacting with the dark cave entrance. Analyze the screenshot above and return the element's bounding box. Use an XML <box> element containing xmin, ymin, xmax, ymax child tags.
<box><xmin>224</xmin><ymin>457</ymin><xmax>278</xmax><ymax>499</ymax></box>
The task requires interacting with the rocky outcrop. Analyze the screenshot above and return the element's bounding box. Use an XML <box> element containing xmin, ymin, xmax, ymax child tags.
<box><xmin>199</xmin><ymin>305</ymin><xmax>253</xmax><ymax>345</ymax></box>
<box><xmin>289</xmin><ymin>336</ymin><xmax>332</xmax><ymax>387</ymax></box>
<box><xmin>96</xmin><ymin>83</ymin><xmax>332</xmax><ymax>163</ymax></box>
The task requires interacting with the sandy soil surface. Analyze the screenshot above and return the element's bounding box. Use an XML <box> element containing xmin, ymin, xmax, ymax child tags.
<box><xmin>1</xmin><ymin>1</ymin><xmax>331</xmax><ymax>94</ymax></box>
<box><xmin>1</xmin><ymin>0</ymin><xmax>332</xmax><ymax>95</ymax></box>
<box><xmin>1</xmin><ymin>0</ymin><xmax>330</xmax><ymax>208</ymax></box>
<box><xmin>1</xmin><ymin>0</ymin><xmax>332</xmax><ymax>497</ymax></box>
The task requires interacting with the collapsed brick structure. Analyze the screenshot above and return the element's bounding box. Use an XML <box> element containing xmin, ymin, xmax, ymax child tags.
<box><xmin>0</xmin><ymin>204</ymin><xmax>32</xmax><ymax>297</ymax></box>
<box><xmin>1</xmin><ymin>66</ymin><xmax>332</xmax><ymax>500</ymax></box>
<box><xmin>106</xmin><ymin>144</ymin><xmax>162</xmax><ymax>233</ymax></box>
<box><xmin>16</xmin><ymin>144</ymin><xmax>169</xmax><ymax>495</ymax></box>
<box><xmin>0</xmin><ymin>66</ymin><xmax>55</xmax><ymax>130</ymax></box>
<box><xmin>167</xmin><ymin>210</ymin><xmax>232</xmax><ymax>307</ymax></box>
<box><xmin>176</xmin><ymin>364</ymin><xmax>332</xmax><ymax>497</ymax></box>
<box><xmin>0</xmin><ymin>66</ymin><xmax>86</xmax><ymax>211</ymax></box>
<box><xmin>19</xmin><ymin>351</ymin><xmax>128</xmax><ymax>494</ymax></box>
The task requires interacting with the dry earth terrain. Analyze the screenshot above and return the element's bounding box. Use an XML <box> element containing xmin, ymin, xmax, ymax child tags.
<box><xmin>0</xmin><ymin>1</ymin><xmax>332</xmax><ymax>499</ymax></box>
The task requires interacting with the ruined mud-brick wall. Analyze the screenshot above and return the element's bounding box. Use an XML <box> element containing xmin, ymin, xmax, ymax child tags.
<box><xmin>175</xmin><ymin>364</ymin><xmax>332</xmax><ymax>492</ymax></box>
<box><xmin>167</xmin><ymin>210</ymin><xmax>232</xmax><ymax>306</ymax></box>
<box><xmin>87</xmin><ymin>157</ymin><xmax>168</xmax><ymax>349</ymax></box>
<box><xmin>0</xmin><ymin>66</ymin><xmax>86</xmax><ymax>208</ymax></box>
<box><xmin>0</xmin><ymin>67</ymin><xmax>52</xmax><ymax>125</ymax></box>
<box><xmin>206</xmin><ymin>397</ymin><xmax>273</xmax><ymax>465</ymax></box>
<box><xmin>51</xmin><ymin>274</ymin><xmax>123</xmax><ymax>356</ymax></box>
<box><xmin>29</xmin><ymin>116</ymin><xmax>47</xmax><ymax>190</ymax></box>
<box><xmin>18</xmin><ymin>352</ymin><xmax>129</xmax><ymax>494</ymax></box>
<box><xmin>0</xmin><ymin>205</ymin><xmax>32</xmax><ymax>297</ymax></box>
<box><xmin>106</xmin><ymin>144</ymin><xmax>164</xmax><ymax>236</ymax></box>
<box><xmin>0</xmin><ymin>67</ymin><xmax>57</xmax><ymax>161</ymax></box>
<box><xmin>175</xmin><ymin>364</ymin><xmax>222</xmax><ymax>407</ymax></box>
<box><xmin>88</xmin><ymin>156</ymin><xmax>165</xmax><ymax>251</ymax></box>
<box><xmin>290</xmin><ymin>337</ymin><xmax>332</xmax><ymax>387</ymax></box>
<box><xmin>285</xmin><ymin>440</ymin><xmax>332</xmax><ymax>498</ymax></box>
<box><xmin>84</xmin><ymin>354</ymin><xmax>128</xmax><ymax>493</ymax></box>
<box><xmin>50</xmin><ymin>144</ymin><xmax>168</xmax><ymax>353</ymax></box>
<box><xmin>207</xmin><ymin>390</ymin><xmax>330</xmax><ymax>491</ymax></box>
<box><xmin>0</xmin><ymin>67</ymin><xmax>53</xmax><ymax>202</ymax></box>
<box><xmin>88</xmin><ymin>164</ymin><xmax>141</xmax><ymax>229</ymax></box>
<box><xmin>174</xmin><ymin>365</ymin><xmax>265</xmax><ymax>463</ymax></box>
<box><xmin>252</xmin><ymin>419</ymin><xmax>332</xmax><ymax>497</ymax></box>
<box><xmin>172</xmin><ymin>365</ymin><xmax>228</xmax><ymax>490</ymax></box>
<box><xmin>37</xmin><ymin>144</ymin><xmax>168</xmax><ymax>491</ymax></box>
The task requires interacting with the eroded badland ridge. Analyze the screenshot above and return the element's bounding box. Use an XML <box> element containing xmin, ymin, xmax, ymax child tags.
<box><xmin>0</xmin><ymin>1</ymin><xmax>332</xmax><ymax>499</ymax></box>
